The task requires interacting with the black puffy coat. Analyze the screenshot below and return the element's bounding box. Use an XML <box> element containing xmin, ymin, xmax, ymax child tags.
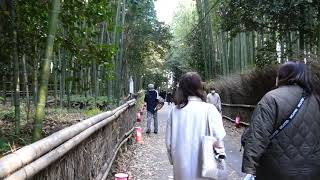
<box><xmin>242</xmin><ymin>85</ymin><xmax>320</xmax><ymax>180</ymax></box>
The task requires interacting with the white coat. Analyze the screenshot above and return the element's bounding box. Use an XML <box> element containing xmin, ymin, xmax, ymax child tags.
<box><xmin>166</xmin><ymin>96</ymin><xmax>226</xmax><ymax>180</ymax></box>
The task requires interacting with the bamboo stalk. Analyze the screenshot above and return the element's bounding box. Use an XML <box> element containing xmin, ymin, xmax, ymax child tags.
<box><xmin>22</xmin><ymin>54</ymin><xmax>30</xmax><ymax>121</ymax></box>
<box><xmin>4</xmin><ymin>103</ymin><xmax>135</xmax><ymax>180</ymax></box>
<box><xmin>10</xmin><ymin>0</ymin><xmax>21</xmax><ymax>134</ymax></box>
<box><xmin>32</xmin><ymin>0</ymin><xmax>61</xmax><ymax>140</ymax></box>
<box><xmin>0</xmin><ymin>99</ymin><xmax>136</xmax><ymax>178</ymax></box>
<box><xmin>53</xmin><ymin>53</ymin><xmax>58</xmax><ymax>107</ymax></box>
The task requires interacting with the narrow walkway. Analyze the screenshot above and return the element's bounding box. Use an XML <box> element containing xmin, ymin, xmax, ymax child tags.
<box><xmin>109</xmin><ymin>103</ymin><xmax>246</xmax><ymax>179</ymax></box>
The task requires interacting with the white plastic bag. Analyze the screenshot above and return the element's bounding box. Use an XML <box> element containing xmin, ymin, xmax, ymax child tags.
<box><xmin>201</xmin><ymin>136</ymin><xmax>218</xmax><ymax>179</ymax></box>
<box><xmin>201</xmin><ymin>136</ymin><xmax>227</xmax><ymax>180</ymax></box>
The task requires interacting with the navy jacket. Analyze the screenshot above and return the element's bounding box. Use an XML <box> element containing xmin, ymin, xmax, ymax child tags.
<box><xmin>144</xmin><ymin>90</ymin><xmax>158</xmax><ymax>113</ymax></box>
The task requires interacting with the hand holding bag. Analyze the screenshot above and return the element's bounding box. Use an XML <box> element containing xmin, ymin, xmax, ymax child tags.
<box><xmin>201</xmin><ymin>111</ymin><xmax>227</xmax><ymax>179</ymax></box>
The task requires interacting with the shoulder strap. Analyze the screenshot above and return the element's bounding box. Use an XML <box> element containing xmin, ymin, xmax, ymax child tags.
<box><xmin>269</xmin><ymin>95</ymin><xmax>306</xmax><ymax>140</ymax></box>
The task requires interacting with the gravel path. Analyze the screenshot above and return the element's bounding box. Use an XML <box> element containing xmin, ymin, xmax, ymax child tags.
<box><xmin>108</xmin><ymin>103</ymin><xmax>246</xmax><ymax>180</ymax></box>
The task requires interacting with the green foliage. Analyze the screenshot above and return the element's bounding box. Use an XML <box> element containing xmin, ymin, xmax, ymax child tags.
<box><xmin>125</xmin><ymin>0</ymin><xmax>172</xmax><ymax>89</ymax></box>
<box><xmin>0</xmin><ymin>130</ymin><xmax>32</xmax><ymax>156</ymax></box>
<box><xmin>0</xmin><ymin>137</ymin><xmax>10</xmax><ymax>153</ymax></box>
<box><xmin>219</xmin><ymin>0</ymin><xmax>320</xmax><ymax>62</ymax></box>
<box><xmin>0</xmin><ymin>107</ymin><xmax>15</xmax><ymax>121</ymax></box>
<box><xmin>220</xmin><ymin>0</ymin><xmax>320</xmax><ymax>38</ymax></box>
<box><xmin>0</xmin><ymin>97</ymin><xmax>4</xmax><ymax>103</ymax></box>
<box><xmin>0</xmin><ymin>0</ymin><xmax>172</xmax><ymax>142</ymax></box>
<box><xmin>83</xmin><ymin>107</ymin><xmax>102</xmax><ymax>117</ymax></box>
<box><xmin>255</xmin><ymin>39</ymin><xmax>279</xmax><ymax>68</ymax></box>
<box><xmin>167</xmin><ymin>0</ymin><xmax>198</xmax><ymax>81</ymax></box>
<box><xmin>63</xmin><ymin>95</ymin><xmax>118</xmax><ymax>110</ymax></box>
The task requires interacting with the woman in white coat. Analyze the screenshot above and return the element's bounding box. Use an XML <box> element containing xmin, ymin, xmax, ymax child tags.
<box><xmin>166</xmin><ymin>72</ymin><xmax>226</xmax><ymax>180</ymax></box>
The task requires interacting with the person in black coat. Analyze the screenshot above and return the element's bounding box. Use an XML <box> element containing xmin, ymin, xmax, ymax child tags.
<box><xmin>242</xmin><ymin>61</ymin><xmax>320</xmax><ymax>180</ymax></box>
<box><xmin>166</xmin><ymin>92</ymin><xmax>172</xmax><ymax>104</ymax></box>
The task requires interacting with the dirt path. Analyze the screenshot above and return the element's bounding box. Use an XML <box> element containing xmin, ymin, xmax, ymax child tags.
<box><xmin>108</xmin><ymin>103</ymin><xmax>246</xmax><ymax>180</ymax></box>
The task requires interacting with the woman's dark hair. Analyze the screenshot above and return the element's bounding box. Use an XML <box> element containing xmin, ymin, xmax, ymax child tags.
<box><xmin>277</xmin><ymin>61</ymin><xmax>313</xmax><ymax>94</ymax></box>
<box><xmin>174</xmin><ymin>72</ymin><xmax>206</xmax><ymax>108</ymax></box>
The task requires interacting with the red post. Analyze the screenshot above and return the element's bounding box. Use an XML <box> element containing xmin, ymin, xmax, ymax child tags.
<box><xmin>235</xmin><ymin>116</ymin><xmax>240</xmax><ymax>128</ymax></box>
<box><xmin>115</xmin><ymin>173</ymin><xmax>129</xmax><ymax>180</ymax></box>
<box><xmin>135</xmin><ymin>127</ymin><xmax>143</xmax><ymax>143</ymax></box>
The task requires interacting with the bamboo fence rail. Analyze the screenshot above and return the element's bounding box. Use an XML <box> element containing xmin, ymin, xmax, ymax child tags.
<box><xmin>221</xmin><ymin>103</ymin><xmax>256</xmax><ymax>124</ymax></box>
<box><xmin>0</xmin><ymin>99</ymin><xmax>137</xmax><ymax>180</ymax></box>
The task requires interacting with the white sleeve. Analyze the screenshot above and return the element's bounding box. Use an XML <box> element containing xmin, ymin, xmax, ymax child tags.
<box><xmin>208</xmin><ymin>105</ymin><xmax>226</xmax><ymax>140</ymax></box>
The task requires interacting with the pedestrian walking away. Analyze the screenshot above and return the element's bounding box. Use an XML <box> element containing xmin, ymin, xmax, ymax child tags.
<box><xmin>242</xmin><ymin>61</ymin><xmax>320</xmax><ymax>180</ymax></box>
<box><xmin>144</xmin><ymin>83</ymin><xmax>159</xmax><ymax>134</ymax></box>
<box><xmin>166</xmin><ymin>72</ymin><xmax>227</xmax><ymax>180</ymax></box>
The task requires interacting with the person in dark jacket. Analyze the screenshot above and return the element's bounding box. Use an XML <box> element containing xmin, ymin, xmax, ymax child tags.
<box><xmin>159</xmin><ymin>90</ymin><xmax>166</xmax><ymax>100</ymax></box>
<box><xmin>166</xmin><ymin>92</ymin><xmax>172</xmax><ymax>104</ymax></box>
<box><xmin>144</xmin><ymin>84</ymin><xmax>159</xmax><ymax>134</ymax></box>
<box><xmin>242</xmin><ymin>61</ymin><xmax>320</xmax><ymax>180</ymax></box>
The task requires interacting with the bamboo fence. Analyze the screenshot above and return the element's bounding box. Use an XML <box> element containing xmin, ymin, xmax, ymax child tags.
<box><xmin>221</xmin><ymin>103</ymin><xmax>255</xmax><ymax>124</ymax></box>
<box><xmin>0</xmin><ymin>99</ymin><xmax>137</xmax><ymax>180</ymax></box>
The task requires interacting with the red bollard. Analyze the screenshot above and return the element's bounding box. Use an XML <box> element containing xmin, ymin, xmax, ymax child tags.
<box><xmin>115</xmin><ymin>173</ymin><xmax>128</xmax><ymax>180</ymax></box>
<box><xmin>136</xmin><ymin>113</ymin><xmax>141</xmax><ymax>122</ymax></box>
<box><xmin>135</xmin><ymin>127</ymin><xmax>143</xmax><ymax>143</ymax></box>
<box><xmin>235</xmin><ymin>116</ymin><xmax>240</xmax><ymax>128</ymax></box>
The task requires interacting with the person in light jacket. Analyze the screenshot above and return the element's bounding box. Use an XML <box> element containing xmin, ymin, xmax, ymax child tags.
<box><xmin>207</xmin><ymin>87</ymin><xmax>222</xmax><ymax>114</ymax></box>
<box><xmin>166</xmin><ymin>72</ymin><xmax>226</xmax><ymax>180</ymax></box>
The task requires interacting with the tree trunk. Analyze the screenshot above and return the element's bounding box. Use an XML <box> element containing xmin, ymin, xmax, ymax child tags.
<box><xmin>203</xmin><ymin>0</ymin><xmax>215</xmax><ymax>78</ymax></box>
<box><xmin>92</xmin><ymin>58</ymin><xmax>97</xmax><ymax>104</ymax></box>
<box><xmin>10</xmin><ymin>0</ymin><xmax>21</xmax><ymax>134</ymax></box>
<box><xmin>22</xmin><ymin>54</ymin><xmax>31</xmax><ymax>121</ymax></box>
<box><xmin>53</xmin><ymin>53</ymin><xmax>58</xmax><ymax>107</ymax></box>
<box><xmin>2</xmin><ymin>76</ymin><xmax>6</xmax><ymax>105</ymax></box>
<box><xmin>66</xmin><ymin>55</ymin><xmax>73</xmax><ymax>109</ymax></box>
<box><xmin>99</xmin><ymin>23</ymin><xmax>105</xmax><ymax>96</ymax></box>
<box><xmin>33</xmin><ymin>0</ymin><xmax>61</xmax><ymax>141</ymax></box>
<box><xmin>119</xmin><ymin>0</ymin><xmax>127</xmax><ymax>97</ymax></box>
<box><xmin>33</xmin><ymin>59</ymin><xmax>39</xmax><ymax>106</ymax></box>
<box><xmin>228</xmin><ymin>34</ymin><xmax>234</xmax><ymax>74</ymax></box>
<box><xmin>59</xmin><ymin>48</ymin><xmax>66</xmax><ymax>108</ymax></box>
<box><xmin>195</xmin><ymin>0</ymin><xmax>208</xmax><ymax>80</ymax></box>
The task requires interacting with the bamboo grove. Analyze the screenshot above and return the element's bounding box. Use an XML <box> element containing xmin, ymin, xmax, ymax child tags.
<box><xmin>168</xmin><ymin>0</ymin><xmax>320</xmax><ymax>81</ymax></box>
<box><xmin>0</xmin><ymin>0</ymin><xmax>171</xmax><ymax>140</ymax></box>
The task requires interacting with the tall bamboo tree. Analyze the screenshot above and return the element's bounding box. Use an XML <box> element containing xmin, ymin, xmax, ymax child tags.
<box><xmin>33</xmin><ymin>0</ymin><xmax>61</xmax><ymax>141</ymax></box>
<box><xmin>9</xmin><ymin>0</ymin><xmax>21</xmax><ymax>134</ymax></box>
